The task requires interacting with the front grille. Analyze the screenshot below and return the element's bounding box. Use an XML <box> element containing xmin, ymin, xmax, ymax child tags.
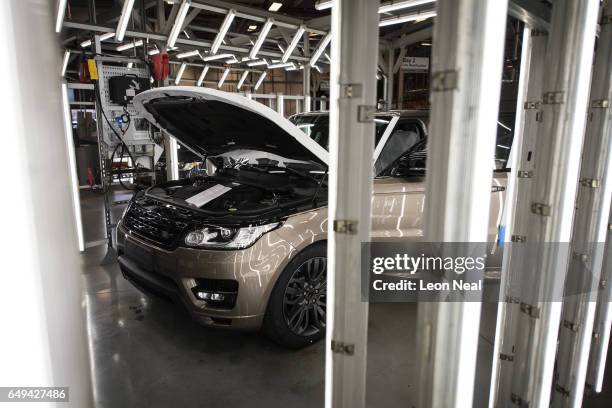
<box><xmin>122</xmin><ymin>196</ymin><xmax>193</xmax><ymax>249</ymax></box>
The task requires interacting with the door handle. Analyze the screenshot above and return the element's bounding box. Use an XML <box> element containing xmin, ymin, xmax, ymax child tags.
<box><xmin>491</xmin><ymin>185</ymin><xmax>506</xmax><ymax>193</ymax></box>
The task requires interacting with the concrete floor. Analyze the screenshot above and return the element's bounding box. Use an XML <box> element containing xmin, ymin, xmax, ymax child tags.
<box><xmin>79</xmin><ymin>188</ymin><xmax>612</xmax><ymax>407</ymax></box>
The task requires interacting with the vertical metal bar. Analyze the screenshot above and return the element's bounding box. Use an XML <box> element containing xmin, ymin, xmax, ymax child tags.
<box><xmin>503</xmin><ymin>1</ymin><xmax>599</xmax><ymax>406</ymax></box>
<box><xmin>1</xmin><ymin>1</ymin><xmax>93</xmax><ymax>404</ymax></box>
<box><xmin>386</xmin><ymin>48</ymin><xmax>394</xmax><ymax>109</ymax></box>
<box><xmin>588</xmin><ymin>209</ymin><xmax>612</xmax><ymax>392</ymax></box>
<box><xmin>303</xmin><ymin>30</ymin><xmax>311</xmax><ymax>112</ymax></box>
<box><xmin>277</xmin><ymin>93</ymin><xmax>284</xmax><ymax>116</ymax></box>
<box><xmin>415</xmin><ymin>0</ymin><xmax>508</xmax><ymax>406</ymax></box>
<box><xmin>324</xmin><ymin>0</ymin><xmax>379</xmax><ymax>407</ymax></box>
<box><xmin>490</xmin><ymin>28</ymin><xmax>548</xmax><ymax>408</ymax></box>
<box><xmin>554</xmin><ymin>6</ymin><xmax>612</xmax><ymax>406</ymax></box>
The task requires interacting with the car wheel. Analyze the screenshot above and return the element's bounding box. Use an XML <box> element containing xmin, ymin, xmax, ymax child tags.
<box><xmin>263</xmin><ymin>243</ymin><xmax>327</xmax><ymax>348</ymax></box>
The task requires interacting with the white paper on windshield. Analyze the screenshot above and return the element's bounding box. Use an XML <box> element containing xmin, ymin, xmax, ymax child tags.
<box><xmin>186</xmin><ymin>184</ymin><xmax>232</xmax><ymax>207</ymax></box>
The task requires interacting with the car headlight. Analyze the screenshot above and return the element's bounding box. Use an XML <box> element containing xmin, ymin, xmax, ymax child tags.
<box><xmin>184</xmin><ymin>222</ymin><xmax>279</xmax><ymax>249</ymax></box>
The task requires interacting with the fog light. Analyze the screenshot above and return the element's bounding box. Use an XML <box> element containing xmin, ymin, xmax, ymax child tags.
<box><xmin>196</xmin><ymin>291</ymin><xmax>225</xmax><ymax>301</ymax></box>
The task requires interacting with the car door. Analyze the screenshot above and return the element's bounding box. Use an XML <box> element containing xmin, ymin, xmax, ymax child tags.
<box><xmin>370</xmin><ymin>118</ymin><xmax>507</xmax><ymax>244</ymax></box>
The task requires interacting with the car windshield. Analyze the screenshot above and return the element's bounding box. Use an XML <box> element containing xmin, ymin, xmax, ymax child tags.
<box><xmin>290</xmin><ymin>114</ymin><xmax>392</xmax><ymax>150</ymax></box>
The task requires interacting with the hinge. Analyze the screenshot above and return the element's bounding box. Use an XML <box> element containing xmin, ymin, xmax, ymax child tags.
<box><xmin>511</xmin><ymin>235</ymin><xmax>527</xmax><ymax>243</ymax></box>
<box><xmin>580</xmin><ymin>178</ymin><xmax>600</xmax><ymax>188</ymax></box>
<box><xmin>431</xmin><ymin>70</ymin><xmax>458</xmax><ymax>92</ymax></box>
<box><xmin>520</xmin><ymin>302</ymin><xmax>540</xmax><ymax>318</ymax></box>
<box><xmin>543</xmin><ymin>91</ymin><xmax>565</xmax><ymax>105</ymax></box>
<box><xmin>341</xmin><ymin>83</ymin><xmax>362</xmax><ymax>98</ymax></box>
<box><xmin>536</xmin><ymin>111</ymin><xmax>543</xmax><ymax>122</ymax></box>
<box><xmin>333</xmin><ymin>219</ymin><xmax>358</xmax><ymax>235</ymax></box>
<box><xmin>524</xmin><ymin>101</ymin><xmax>541</xmax><ymax>110</ymax></box>
<box><xmin>531</xmin><ymin>202</ymin><xmax>551</xmax><ymax>216</ymax></box>
<box><xmin>358</xmin><ymin>105</ymin><xmax>376</xmax><ymax>122</ymax></box>
<box><xmin>554</xmin><ymin>384</ymin><xmax>571</xmax><ymax>398</ymax></box>
<box><xmin>573</xmin><ymin>251</ymin><xmax>589</xmax><ymax>263</ymax></box>
<box><xmin>510</xmin><ymin>393</ymin><xmax>530</xmax><ymax>408</ymax></box>
<box><xmin>331</xmin><ymin>340</ymin><xmax>355</xmax><ymax>355</ymax></box>
<box><xmin>593</xmin><ymin>331</ymin><xmax>601</xmax><ymax>342</ymax></box>
<box><xmin>563</xmin><ymin>319</ymin><xmax>579</xmax><ymax>332</ymax></box>
<box><xmin>517</xmin><ymin>170</ymin><xmax>533</xmax><ymax>178</ymax></box>
<box><xmin>592</xmin><ymin>99</ymin><xmax>609</xmax><ymax>109</ymax></box>
<box><xmin>500</xmin><ymin>353</ymin><xmax>515</xmax><ymax>362</ymax></box>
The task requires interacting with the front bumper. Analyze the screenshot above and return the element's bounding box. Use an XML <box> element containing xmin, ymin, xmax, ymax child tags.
<box><xmin>116</xmin><ymin>221</ymin><xmax>295</xmax><ymax>330</ymax></box>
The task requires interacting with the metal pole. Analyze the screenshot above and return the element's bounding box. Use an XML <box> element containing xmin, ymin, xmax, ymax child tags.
<box><xmin>324</xmin><ymin>0</ymin><xmax>379</xmax><ymax>406</ymax></box>
<box><xmin>501</xmin><ymin>1</ymin><xmax>599</xmax><ymax>406</ymax></box>
<box><xmin>415</xmin><ymin>0</ymin><xmax>508</xmax><ymax>406</ymax></box>
<box><xmin>386</xmin><ymin>48</ymin><xmax>394</xmax><ymax>109</ymax></box>
<box><xmin>0</xmin><ymin>1</ymin><xmax>93</xmax><ymax>405</ymax></box>
<box><xmin>587</xmin><ymin>208</ymin><xmax>612</xmax><ymax>392</ymax></box>
<box><xmin>277</xmin><ymin>93</ymin><xmax>284</xmax><ymax>116</ymax></box>
<box><xmin>304</xmin><ymin>30</ymin><xmax>311</xmax><ymax>112</ymax></box>
<box><xmin>554</xmin><ymin>5</ymin><xmax>612</xmax><ymax>406</ymax></box>
<box><xmin>490</xmin><ymin>28</ymin><xmax>548</xmax><ymax>408</ymax></box>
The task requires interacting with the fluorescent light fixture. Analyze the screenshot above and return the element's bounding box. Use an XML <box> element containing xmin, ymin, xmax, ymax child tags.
<box><xmin>127</xmin><ymin>62</ymin><xmax>133</xmax><ymax>69</ymax></box>
<box><xmin>249</xmin><ymin>18</ymin><xmax>274</xmax><ymax>59</ymax></box>
<box><xmin>167</xmin><ymin>0</ymin><xmax>191</xmax><ymax>48</ymax></box>
<box><xmin>116</xmin><ymin>39</ymin><xmax>143</xmax><ymax>51</ymax></box>
<box><xmin>196</xmin><ymin>65</ymin><xmax>210</xmax><ymax>86</ymax></box>
<box><xmin>309</xmin><ymin>32</ymin><xmax>331</xmax><ymax>67</ymax></box>
<box><xmin>61</xmin><ymin>83</ymin><xmax>85</xmax><ymax>252</ymax></box>
<box><xmin>268</xmin><ymin>2</ymin><xmax>283</xmax><ymax>12</ymax></box>
<box><xmin>282</xmin><ymin>25</ymin><xmax>305</xmax><ymax>62</ymax></box>
<box><xmin>61</xmin><ymin>50</ymin><xmax>70</xmax><ymax>76</ymax></box>
<box><xmin>175</xmin><ymin>62</ymin><xmax>187</xmax><ymax>84</ymax></box>
<box><xmin>421</xmin><ymin>41</ymin><xmax>432</xmax><ymax>46</ymax></box>
<box><xmin>379</xmin><ymin>9</ymin><xmax>436</xmax><ymax>27</ymax></box>
<box><xmin>248</xmin><ymin>24</ymin><xmax>258</xmax><ymax>31</ymax></box>
<box><xmin>56</xmin><ymin>0</ymin><xmax>68</xmax><ymax>32</ymax></box>
<box><xmin>218</xmin><ymin>68</ymin><xmax>230</xmax><ymax>88</ymax></box>
<box><xmin>148</xmin><ymin>47</ymin><xmax>160</xmax><ymax>55</ymax></box>
<box><xmin>177</xmin><ymin>50</ymin><xmax>200</xmax><ymax>58</ymax></box>
<box><xmin>254</xmin><ymin>71</ymin><xmax>267</xmax><ymax>91</ymax></box>
<box><xmin>80</xmin><ymin>32</ymin><xmax>115</xmax><ymax>48</ymax></box>
<box><xmin>237</xmin><ymin>70</ymin><xmax>249</xmax><ymax>89</ymax></box>
<box><xmin>116</xmin><ymin>0</ymin><xmax>136</xmax><ymax>41</ymax></box>
<box><xmin>211</xmin><ymin>9</ymin><xmax>236</xmax><ymax>54</ymax></box>
<box><xmin>202</xmin><ymin>53</ymin><xmax>234</xmax><ymax>61</ymax></box>
<box><xmin>378</xmin><ymin>0</ymin><xmax>436</xmax><ymax>13</ymax></box>
<box><xmin>314</xmin><ymin>0</ymin><xmax>331</xmax><ymax>10</ymax></box>
<box><xmin>316</xmin><ymin>0</ymin><xmax>435</xmax><ymax>13</ymax></box>
<box><xmin>247</xmin><ymin>59</ymin><xmax>268</xmax><ymax>67</ymax></box>
<box><xmin>268</xmin><ymin>62</ymin><xmax>295</xmax><ymax>69</ymax></box>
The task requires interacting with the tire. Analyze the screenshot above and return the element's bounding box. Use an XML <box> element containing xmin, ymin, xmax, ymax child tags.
<box><xmin>263</xmin><ymin>242</ymin><xmax>327</xmax><ymax>348</ymax></box>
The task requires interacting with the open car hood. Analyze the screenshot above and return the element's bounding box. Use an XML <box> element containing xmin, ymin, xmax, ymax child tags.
<box><xmin>133</xmin><ymin>87</ymin><xmax>329</xmax><ymax>166</ymax></box>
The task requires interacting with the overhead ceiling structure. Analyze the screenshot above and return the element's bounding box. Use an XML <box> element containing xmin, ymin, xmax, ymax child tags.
<box><xmin>58</xmin><ymin>0</ymin><xmax>550</xmax><ymax>81</ymax></box>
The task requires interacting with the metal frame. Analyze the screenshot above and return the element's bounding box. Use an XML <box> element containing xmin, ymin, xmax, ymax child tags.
<box><xmin>325</xmin><ymin>0</ymin><xmax>380</xmax><ymax>407</ymax></box>
<box><xmin>489</xmin><ymin>27</ymin><xmax>548</xmax><ymax>408</ymax></box>
<box><xmin>416</xmin><ymin>0</ymin><xmax>508</xmax><ymax>407</ymax></box>
<box><xmin>554</xmin><ymin>5</ymin><xmax>612</xmax><ymax>406</ymax></box>
<box><xmin>494</xmin><ymin>1</ymin><xmax>599</xmax><ymax>407</ymax></box>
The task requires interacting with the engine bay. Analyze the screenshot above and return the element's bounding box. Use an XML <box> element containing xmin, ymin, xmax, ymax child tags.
<box><xmin>146</xmin><ymin>164</ymin><xmax>328</xmax><ymax>219</ymax></box>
